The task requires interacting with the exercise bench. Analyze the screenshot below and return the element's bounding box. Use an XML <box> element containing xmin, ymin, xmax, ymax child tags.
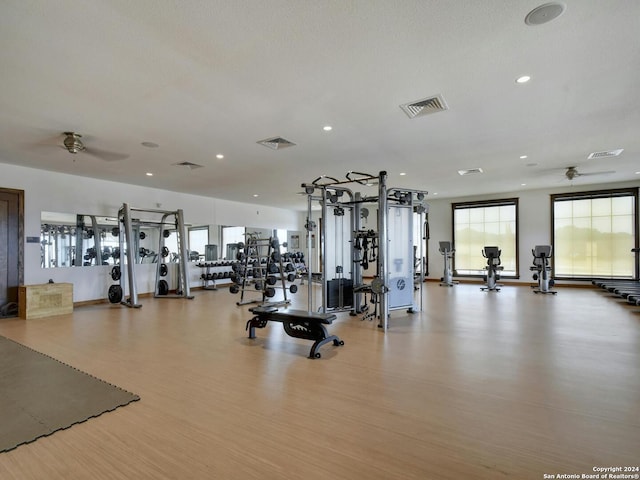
<box><xmin>247</xmin><ymin>306</ymin><xmax>344</xmax><ymax>358</ymax></box>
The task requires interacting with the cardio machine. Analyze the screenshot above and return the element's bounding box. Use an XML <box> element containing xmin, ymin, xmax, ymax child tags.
<box><xmin>481</xmin><ymin>246</ymin><xmax>503</xmax><ymax>292</ymax></box>
<box><xmin>438</xmin><ymin>241</ymin><xmax>458</xmax><ymax>287</ymax></box>
<box><xmin>530</xmin><ymin>245</ymin><xmax>557</xmax><ymax>294</ymax></box>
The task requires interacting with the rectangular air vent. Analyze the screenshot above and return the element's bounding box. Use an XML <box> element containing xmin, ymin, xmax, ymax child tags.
<box><xmin>458</xmin><ymin>168</ymin><xmax>484</xmax><ymax>176</ymax></box>
<box><xmin>257</xmin><ymin>137</ymin><xmax>296</xmax><ymax>150</ymax></box>
<box><xmin>172</xmin><ymin>161</ymin><xmax>203</xmax><ymax>170</ymax></box>
<box><xmin>400</xmin><ymin>94</ymin><xmax>449</xmax><ymax>119</ymax></box>
<box><xmin>587</xmin><ymin>149</ymin><xmax>623</xmax><ymax>159</ymax></box>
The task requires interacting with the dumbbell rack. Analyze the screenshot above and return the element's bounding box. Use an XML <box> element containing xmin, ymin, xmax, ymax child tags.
<box><xmin>196</xmin><ymin>261</ymin><xmax>238</xmax><ymax>290</ymax></box>
<box><xmin>231</xmin><ymin>235</ymin><xmax>293</xmax><ymax>307</ymax></box>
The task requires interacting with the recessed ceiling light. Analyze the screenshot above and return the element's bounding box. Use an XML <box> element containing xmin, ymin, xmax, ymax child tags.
<box><xmin>516</xmin><ymin>75</ymin><xmax>531</xmax><ymax>84</ymax></box>
<box><xmin>520</xmin><ymin>155</ymin><xmax>528</xmax><ymax>159</ymax></box>
<box><xmin>146</xmin><ymin>172</ymin><xmax>153</xmax><ymax>176</ymax></box>
<box><xmin>636</xmin><ymin>171</ymin><xmax>640</xmax><ymax>175</ymax></box>
<box><xmin>141</xmin><ymin>142</ymin><xmax>159</xmax><ymax>148</ymax></box>
<box><xmin>433</xmin><ymin>193</ymin><xmax>438</xmax><ymax>196</ymax></box>
<box><xmin>399</xmin><ymin>172</ymin><xmax>407</xmax><ymax>176</ymax></box>
<box><xmin>216</xmin><ymin>154</ymin><xmax>224</xmax><ymax>159</ymax></box>
<box><xmin>521</xmin><ymin>183</ymin><xmax>527</xmax><ymax>186</ymax></box>
<box><xmin>253</xmin><ymin>194</ymin><xmax>259</xmax><ymax>198</ymax></box>
<box><xmin>323</xmin><ymin>125</ymin><xmax>332</xmax><ymax>131</ymax></box>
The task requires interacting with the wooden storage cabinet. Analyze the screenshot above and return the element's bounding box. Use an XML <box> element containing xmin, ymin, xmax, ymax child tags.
<box><xmin>18</xmin><ymin>283</ymin><xmax>73</xmax><ymax>319</ymax></box>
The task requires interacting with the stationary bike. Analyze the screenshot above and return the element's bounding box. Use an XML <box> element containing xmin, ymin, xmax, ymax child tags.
<box><xmin>480</xmin><ymin>246</ymin><xmax>503</xmax><ymax>292</ymax></box>
<box><xmin>438</xmin><ymin>241</ymin><xmax>458</xmax><ymax>287</ymax></box>
<box><xmin>530</xmin><ymin>245</ymin><xmax>557</xmax><ymax>294</ymax></box>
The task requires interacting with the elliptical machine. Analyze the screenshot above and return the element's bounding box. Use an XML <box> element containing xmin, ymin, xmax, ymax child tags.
<box><xmin>530</xmin><ymin>245</ymin><xmax>557</xmax><ymax>294</ymax></box>
<box><xmin>481</xmin><ymin>246</ymin><xmax>502</xmax><ymax>292</ymax></box>
<box><xmin>438</xmin><ymin>241</ymin><xmax>458</xmax><ymax>287</ymax></box>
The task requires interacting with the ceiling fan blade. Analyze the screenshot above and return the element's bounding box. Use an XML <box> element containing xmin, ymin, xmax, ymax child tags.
<box><xmin>578</xmin><ymin>170</ymin><xmax>615</xmax><ymax>177</ymax></box>
<box><xmin>84</xmin><ymin>146</ymin><xmax>130</xmax><ymax>162</ymax></box>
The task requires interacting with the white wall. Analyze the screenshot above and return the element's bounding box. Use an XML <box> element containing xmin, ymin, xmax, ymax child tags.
<box><xmin>425</xmin><ymin>180</ymin><xmax>639</xmax><ymax>284</ymax></box>
<box><xmin>1</xmin><ymin>163</ymin><xmax>300</xmax><ymax>302</ymax></box>
<box><xmin>3</xmin><ymin>160</ymin><xmax>638</xmax><ymax>300</ymax></box>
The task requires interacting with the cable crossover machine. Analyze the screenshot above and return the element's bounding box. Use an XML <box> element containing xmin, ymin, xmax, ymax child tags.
<box><xmin>111</xmin><ymin>203</ymin><xmax>194</xmax><ymax>308</ymax></box>
<box><xmin>301</xmin><ymin>170</ymin><xmax>429</xmax><ymax>332</ymax></box>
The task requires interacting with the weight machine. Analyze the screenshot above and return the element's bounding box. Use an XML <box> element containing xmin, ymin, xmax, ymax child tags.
<box><xmin>113</xmin><ymin>203</ymin><xmax>193</xmax><ymax>308</ymax></box>
<box><xmin>301</xmin><ymin>171</ymin><xmax>428</xmax><ymax>332</ymax></box>
<box><xmin>530</xmin><ymin>245</ymin><xmax>557</xmax><ymax>294</ymax></box>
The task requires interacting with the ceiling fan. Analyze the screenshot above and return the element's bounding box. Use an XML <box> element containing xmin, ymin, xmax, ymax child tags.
<box><xmin>564</xmin><ymin>166</ymin><xmax>614</xmax><ymax>181</ymax></box>
<box><xmin>61</xmin><ymin>132</ymin><xmax>129</xmax><ymax>161</ymax></box>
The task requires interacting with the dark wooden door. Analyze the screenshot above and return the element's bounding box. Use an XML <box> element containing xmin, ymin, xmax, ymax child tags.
<box><xmin>0</xmin><ymin>188</ymin><xmax>23</xmax><ymax>309</ymax></box>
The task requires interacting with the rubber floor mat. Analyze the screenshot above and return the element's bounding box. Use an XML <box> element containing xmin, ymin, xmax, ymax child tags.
<box><xmin>0</xmin><ymin>336</ymin><xmax>139</xmax><ymax>452</ymax></box>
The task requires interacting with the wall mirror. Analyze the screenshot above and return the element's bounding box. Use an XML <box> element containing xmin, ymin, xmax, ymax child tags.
<box><xmin>41</xmin><ymin>211</ymin><xmax>162</xmax><ymax>268</ymax></box>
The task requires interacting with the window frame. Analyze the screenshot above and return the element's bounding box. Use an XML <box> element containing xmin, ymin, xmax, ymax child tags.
<box><xmin>451</xmin><ymin>197</ymin><xmax>520</xmax><ymax>278</ymax></box>
<box><xmin>187</xmin><ymin>226</ymin><xmax>210</xmax><ymax>262</ymax></box>
<box><xmin>550</xmin><ymin>187</ymin><xmax>639</xmax><ymax>281</ymax></box>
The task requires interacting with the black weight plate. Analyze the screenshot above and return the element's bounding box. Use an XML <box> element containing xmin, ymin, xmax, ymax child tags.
<box><xmin>287</xmin><ymin>273</ymin><xmax>296</xmax><ymax>282</ymax></box>
<box><xmin>229</xmin><ymin>284</ymin><xmax>240</xmax><ymax>294</ymax></box>
<box><xmin>289</xmin><ymin>284</ymin><xmax>298</xmax><ymax>294</ymax></box>
<box><xmin>266</xmin><ymin>276</ymin><xmax>277</xmax><ymax>285</ymax></box>
<box><xmin>108</xmin><ymin>284</ymin><xmax>123</xmax><ymax>304</ymax></box>
<box><xmin>163</xmin><ymin>229</ymin><xmax>171</xmax><ymax>238</ymax></box>
<box><xmin>161</xmin><ymin>246</ymin><xmax>170</xmax><ymax>258</ymax></box>
<box><xmin>265</xmin><ymin>287</ymin><xmax>276</xmax><ymax>298</ymax></box>
<box><xmin>139</xmin><ymin>231</ymin><xmax>146</xmax><ymax>240</ymax></box>
<box><xmin>158</xmin><ymin>280</ymin><xmax>169</xmax><ymax>295</ymax></box>
<box><xmin>159</xmin><ymin>263</ymin><xmax>168</xmax><ymax>277</ymax></box>
<box><xmin>111</xmin><ymin>265</ymin><xmax>121</xmax><ymax>281</ymax></box>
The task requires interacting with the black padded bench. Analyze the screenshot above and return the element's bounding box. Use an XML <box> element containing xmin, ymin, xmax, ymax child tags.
<box><xmin>247</xmin><ymin>306</ymin><xmax>344</xmax><ymax>358</ymax></box>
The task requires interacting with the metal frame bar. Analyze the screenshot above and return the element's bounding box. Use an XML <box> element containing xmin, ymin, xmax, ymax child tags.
<box><xmin>118</xmin><ymin>203</ymin><xmax>193</xmax><ymax>308</ymax></box>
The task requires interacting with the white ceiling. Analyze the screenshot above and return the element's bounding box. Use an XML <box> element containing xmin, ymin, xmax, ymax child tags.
<box><xmin>1</xmin><ymin>1</ymin><xmax>639</xmax><ymax>210</ymax></box>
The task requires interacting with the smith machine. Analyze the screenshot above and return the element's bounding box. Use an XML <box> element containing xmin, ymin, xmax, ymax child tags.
<box><xmin>111</xmin><ymin>203</ymin><xmax>194</xmax><ymax>308</ymax></box>
<box><xmin>301</xmin><ymin>171</ymin><xmax>428</xmax><ymax>332</ymax></box>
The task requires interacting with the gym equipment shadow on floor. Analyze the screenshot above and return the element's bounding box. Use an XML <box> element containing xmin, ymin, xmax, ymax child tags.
<box><xmin>0</xmin><ymin>336</ymin><xmax>139</xmax><ymax>453</ymax></box>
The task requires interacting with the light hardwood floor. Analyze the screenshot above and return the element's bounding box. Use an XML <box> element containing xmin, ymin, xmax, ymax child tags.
<box><xmin>0</xmin><ymin>283</ymin><xmax>639</xmax><ymax>479</ymax></box>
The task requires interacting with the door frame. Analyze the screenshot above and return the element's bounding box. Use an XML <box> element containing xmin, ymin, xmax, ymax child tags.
<box><xmin>0</xmin><ymin>187</ymin><xmax>24</xmax><ymax>305</ymax></box>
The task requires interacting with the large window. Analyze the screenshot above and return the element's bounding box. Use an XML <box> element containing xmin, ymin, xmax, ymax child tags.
<box><xmin>222</xmin><ymin>226</ymin><xmax>245</xmax><ymax>260</ymax></box>
<box><xmin>452</xmin><ymin>198</ymin><xmax>519</xmax><ymax>277</ymax></box>
<box><xmin>552</xmin><ymin>188</ymin><xmax>638</xmax><ymax>279</ymax></box>
<box><xmin>188</xmin><ymin>227</ymin><xmax>209</xmax><ymax>261</ymax></box>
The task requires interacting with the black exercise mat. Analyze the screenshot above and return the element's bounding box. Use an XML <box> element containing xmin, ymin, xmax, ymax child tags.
<box><xmin>0</xmin><ymin>336</ymin><xmax>139</xmax><ymax>452</ymax></box>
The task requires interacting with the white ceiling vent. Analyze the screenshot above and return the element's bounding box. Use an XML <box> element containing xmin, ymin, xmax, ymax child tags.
<box><xmin>172</xmin><ymin>161</ymin><xmax>204</xmax><ymax>170</ymax></box>
<box><xmin>458</xmin><ymin>168</ymin><xmax>484</xmax><ymax>176</ymax></box>
<box><xmin>400</xmin><ymin>94</ymin><xmax>449</xmax><ymax>119</ymax></box>
<box><xmin>257</xmin><ymin>137</ymin><xmax>296</xmax><ymax>150</ymax></box>
<box><xmin>587</xmin><ymin>149</ymin><xmax>623</xmax><ymax>159</ymax></box>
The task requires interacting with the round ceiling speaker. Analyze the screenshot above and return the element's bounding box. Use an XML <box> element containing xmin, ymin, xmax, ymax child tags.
<box><xmin>525</xmin><ymin>2</ymin><xmax>566</xmax><ymax>26</ymax></box>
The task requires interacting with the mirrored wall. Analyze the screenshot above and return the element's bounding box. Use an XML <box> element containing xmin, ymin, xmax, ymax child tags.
<box><xmin>41</xmin><ymin>212</ymin><xmax>302</xmax><ymax>268</ymax></box>
<box><xmin>41</xmin><ymin>212</ymin><xmax>173</xmax><ymax>268</ymax></box>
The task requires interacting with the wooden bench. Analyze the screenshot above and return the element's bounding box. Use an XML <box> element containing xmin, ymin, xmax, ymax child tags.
<box><xmin>247</xmin><ymin>306</ymin><xmax>344</xmax><ymax>359</ymax></box>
